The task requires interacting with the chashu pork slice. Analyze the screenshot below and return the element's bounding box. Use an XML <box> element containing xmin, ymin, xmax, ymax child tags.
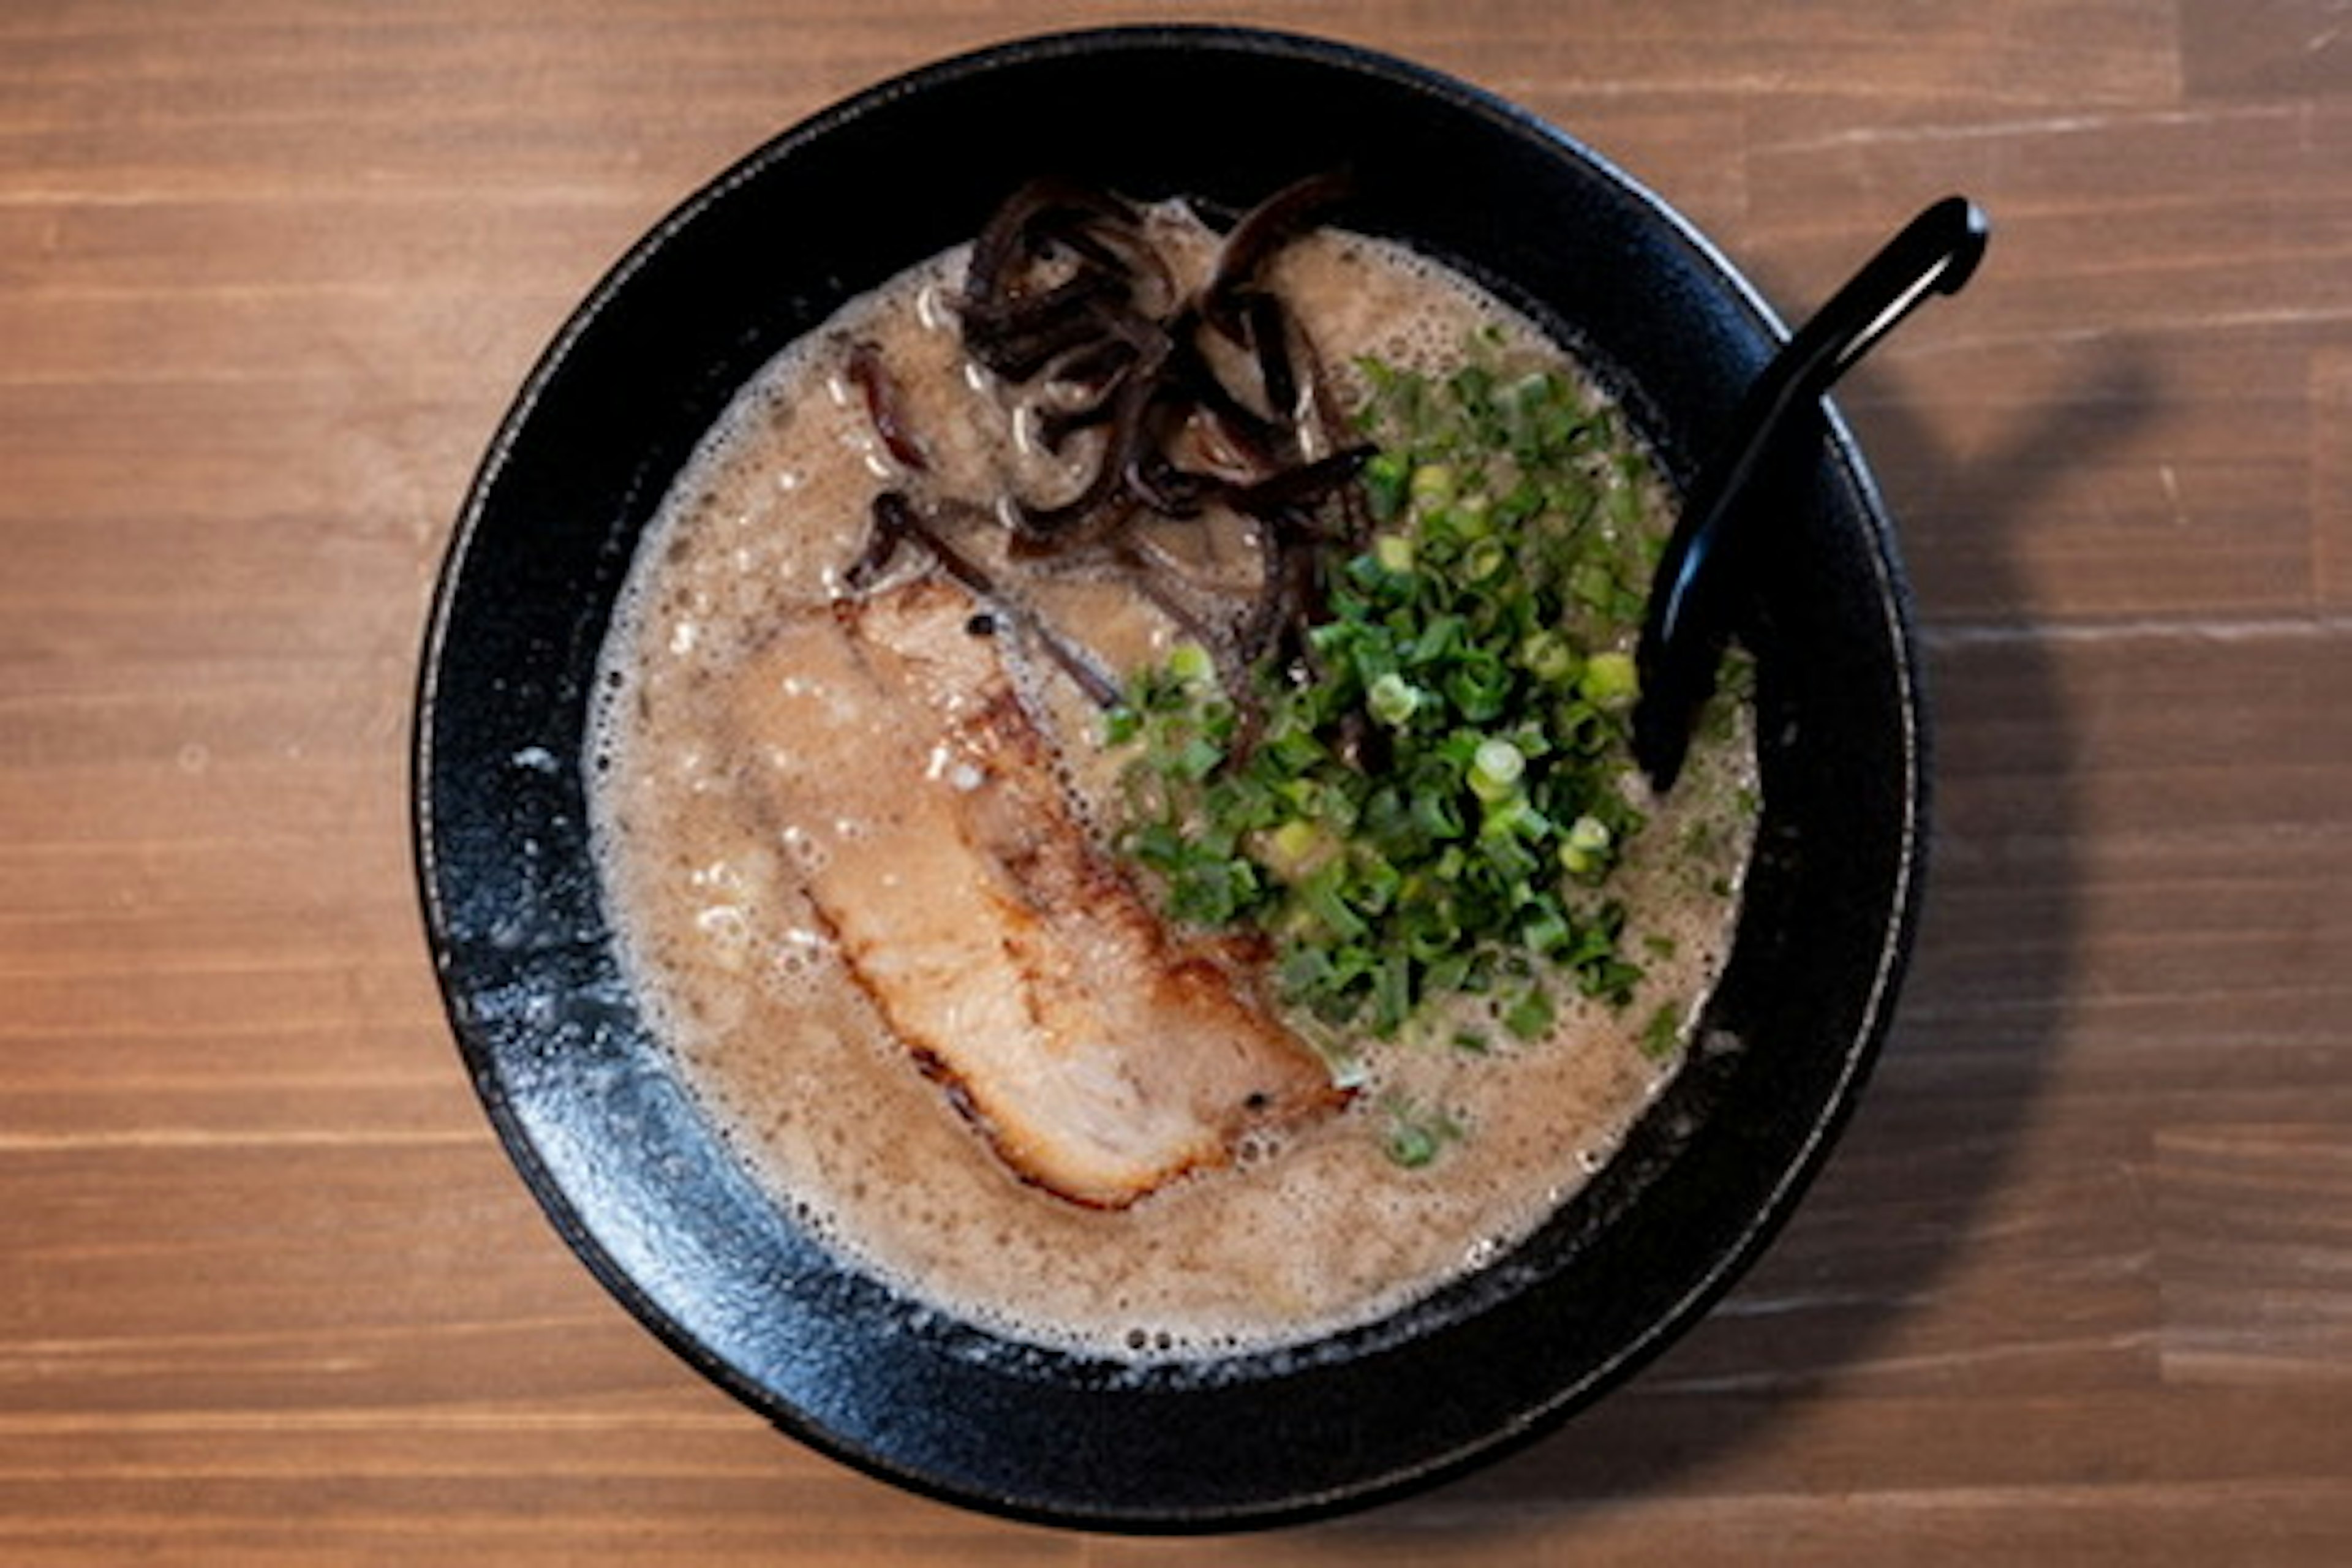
<box><xmin>728</xmin><ymin>576</ymin><xmax>1344</xmax><ymax>1208</ymax></box>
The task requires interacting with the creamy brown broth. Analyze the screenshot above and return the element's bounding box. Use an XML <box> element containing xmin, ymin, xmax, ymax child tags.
<box><xmin>588</xmin><ymin>206</ymin><xmax>1756</xmax><ymax>1359</ymax></box>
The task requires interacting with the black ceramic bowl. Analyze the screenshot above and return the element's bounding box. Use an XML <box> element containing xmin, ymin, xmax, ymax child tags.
<box><xmin>415</xmin><ymin>26</ymin><xmax>1927</xmax><ymax>1531</ymax></box>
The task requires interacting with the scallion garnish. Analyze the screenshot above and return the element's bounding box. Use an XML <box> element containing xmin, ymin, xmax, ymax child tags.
<box><xmin>1110</xmin><ymin>336</ymin><xmax>1670</xmax><ymax>1042</ymax></box>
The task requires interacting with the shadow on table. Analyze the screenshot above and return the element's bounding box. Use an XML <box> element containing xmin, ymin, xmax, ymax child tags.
<box><xmin>1294</xmin><ymin>336</ymin><xmax>2159</xmax><ymax>1544</ymax></box>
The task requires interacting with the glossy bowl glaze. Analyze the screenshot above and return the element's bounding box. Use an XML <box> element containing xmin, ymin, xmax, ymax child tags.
<box><xmin>415</xmin><ymin>25</ymin><xmax>1928</xmax><ymax>1531</ymax></box>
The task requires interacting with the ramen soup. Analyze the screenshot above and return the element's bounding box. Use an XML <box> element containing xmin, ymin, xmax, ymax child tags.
<box><xmin>588</xmin><ymin>183</ymin><xmax>1757</xmax><ymax>1360</ymax></box>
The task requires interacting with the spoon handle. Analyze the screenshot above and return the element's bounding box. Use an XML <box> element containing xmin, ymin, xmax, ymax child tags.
<box><xmin>1632</xmin><ymin>195</ymin><xmax>1989</xmax><ymax>792</ymax></box>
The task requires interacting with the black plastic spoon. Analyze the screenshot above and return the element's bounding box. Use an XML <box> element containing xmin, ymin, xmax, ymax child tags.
<box><xmin>1630</xmin><ymin>195</ymin><xmax>1990</xmax><ymax>793</ymax></box>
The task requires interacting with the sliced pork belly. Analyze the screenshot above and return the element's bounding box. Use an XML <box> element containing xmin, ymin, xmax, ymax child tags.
<box><xmin>728</xmin><ymin>576</ymin><xmax>1343</xmax><ymax>1208</ymax></box>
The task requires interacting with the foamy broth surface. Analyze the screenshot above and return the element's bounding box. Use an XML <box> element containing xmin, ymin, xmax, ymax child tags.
<box><xmin>587</xmin><ymin>206</ymin><xmax>1757</xmax><ymax>1360</ymax></box>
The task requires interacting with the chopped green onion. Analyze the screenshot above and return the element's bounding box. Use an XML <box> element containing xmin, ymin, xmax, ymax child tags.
<box><xmin>1117</xmin><ymin>334</ymin><xmax>1688</xmax><ymax>1045</ymax></box>
<box><xmin>1558</xmin><ymin>813</ymin><xmax>1613</xmax><ymax>878</ymax></box>
<box><xmin>1381</xmin><ymin>1096</ymin><xmax>1461</xmax><ymax>1169</ymax></box>
<box><xmin>1519</xmin><ymin>630</ymin><xmax>1578</xmax><ymax>685</ymax></box>
<box><xmin>1501</xmin><ymin>983</ymin><xmax>1558</xmax><ymax>1041</ymax></box>
<box><xmin>1641</xmin><ymin>1004</ymin><xmax>1683</xmax><ymax>1060</ymax></box>
<box><xmin>1467</xmin><ymin>737</ymin><xmax>1525</xmax><ymax>802</ymax></box>
<box><xmin>1580</xmin><ymin>649</ymin><xmax>1638</xmax><ymax>706</ymax></box>
<box><xmin>1166</xmin><ymin>639</ymin><xmax>1216</xmax><ymax>688</ymax></box>
<box><xmin>1363</xmin><ymin>451</ymin><xmax>1411</xmax><ymax>520</ymax></box>
<box><xmin>1368</xmin><ymin>671</ymin><xmax>1424</xmax><ymax>729</ymax></box>
<box><xmin>1408</xmin><ymin>462</ymin><xmax>1456</xmax><ymax>509</ymax></box>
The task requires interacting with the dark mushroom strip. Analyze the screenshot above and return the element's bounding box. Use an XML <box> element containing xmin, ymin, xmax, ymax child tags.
<box><xmin>970</xmin><ymin>179</ymin><xmax>1351</xmax><ymax>537</ymax></box>
<box><xmin>1226</xmin><ymin>290</ymin><xmax>1300</xmax><ymax>430</ymax></box>
<box><xmin>858</xmin><ymin>491</ymin><xmax>1125</xmax><ymax>709</ymax></box>
<box><xmin>1022</xmin><ymin>616</ymin><xmax>1126</xmax><ymax>712</ymax></box>
<box><xmin>960</xmin><ymin>179</ymin><xmax>1177</xmax><ymax>383</ymax></box>
<box><xmin>1027</xmin><ymin>306</ymin><xmax>1166</xmax><ymax>452</ymax></box>
<box><xmin>963</xmin><ymin>270</ymin><xmax>1133</xmax><ymax>380</ymax></box>
<box><xmin>1012</xmin><ymin>346</ymin><xmax>1166</xmax><ymax>538</ymax></box>
<box><xmin>940</xmin><ymin>175</ymin><xmax>1378</xmax><ymax>722</ymax></box>
<box><xmin>1224</xmin><ymin>443</ymin><xmax>1374</xmax><ymax>524</ymax></box>
<box><xmin>1200</xmin><ymin>172</ymin><xmax>1354</xmax><ymax>336</ymax></box>
<box><xmin>861</xmin><ymin>492</ymin><xmax>1016</xmax><ymax>609</ymax></box>
<box><xmin>845</xmin><ymin>339</ymin><xmax>930</xmax><ymax>472</ymax></box>
<box><xmin>1165</xmin><ymin>318</ymin><xmax>1295</xmax><ymax>469</ymax></box>
<box><xmin>842</xmin><ymin>485</ymin><xmax>914</xmax><ymax>589</ymax></box>
<box><xmin>1219</xmin><ymin>449</ymin><xmax>1376</xmax><ymax>686</ymax></box>
<box><xmin>1034</xmin><ymin>391</ymin><xmax>1120</xmax><ymax>455</ymax></box>
<box><xmin>963</xmin><ymin>178</ymin><xmax>1140</xmax><ymax>300</ymax></box>
<box><xmin>1039</xmin><ymin>331</ymin><xmax>1145</xmax><ymax>399</ymax></box>
<box><xmin>1015</xmin><ymin>182</ymin><xmax>1171</xmax><ymax>300</ymax></box>
<box><xmin>1107</xmin><ymin>540</ymin><xmax>1232</xmax><ymax>646</ymax></box>
<box><xmin>1124</xmin><ymin>437</ymin><xmax>1221</xmax><ymax>518</ymax></box>
<box><xmin>1234</xmin><ymin>514</ymin><xmax>1321</xmax><ymax>671</ymax></box>
<box><xmin>1198</xmin><ymin>175</ymin><xmax>1358</xmax><ymax>453</ymax></box>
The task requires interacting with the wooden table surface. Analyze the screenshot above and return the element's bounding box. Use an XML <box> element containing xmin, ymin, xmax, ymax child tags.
<box><xmin>6</xmin><ymin>1</ymin><xmax>2348</xmax><ymax>1561</ymax></box>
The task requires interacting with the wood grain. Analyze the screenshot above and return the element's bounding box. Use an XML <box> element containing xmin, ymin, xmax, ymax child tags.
<box><xmin>4</xmin><ymin>1</ymin><xmax>2348</xmax><ymax>1561</ymax></box>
